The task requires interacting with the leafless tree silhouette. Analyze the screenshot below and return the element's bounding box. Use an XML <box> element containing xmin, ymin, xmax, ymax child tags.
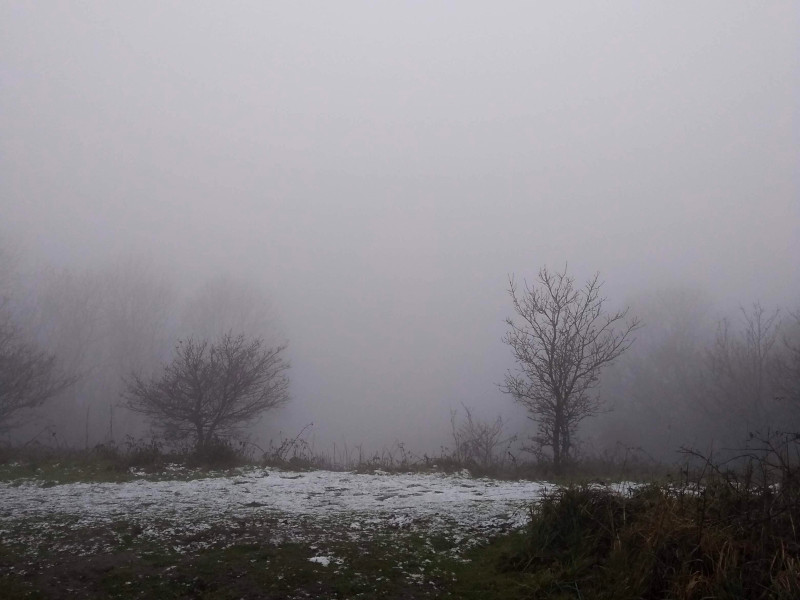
<box><xmin>0</xmin><ymin>311</ymin><xmax>74</xmax><ymax>432</ymax></box>
<box><xmin>704</xmin><ymin>303</ymin><xmax>781</xmax><ymax>439</ymax></box>
<box><xmin>502</xmin><ymin>265</ymin><xmax>639</xmax><ymax>471</ymax></box>
<box><xmin>123</xmin><ymin>333</ymin><xmax>289</xmax><ymax>449</ymax></box>
<box><xmin>773</xmin><ymin>310</ymin><xmax>800</xmax><ymax>410</ymax></box>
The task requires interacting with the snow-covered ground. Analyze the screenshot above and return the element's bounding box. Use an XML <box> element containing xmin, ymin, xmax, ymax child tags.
<box><xmin>0</xmin><ymin>468</ymin><xmax>551</xmax><ymax>557</ymax></box>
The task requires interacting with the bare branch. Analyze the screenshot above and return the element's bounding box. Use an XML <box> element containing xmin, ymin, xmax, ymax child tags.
<box><xmin>122</xmin><ymin>333</ymin><xmax>289</xmax><ymax>448</ymax></box>
<box><xmin>0</xmin><ymin>312</ymin><xmax>75</xmax><ymax>432</ymax></box>
<box><xmin>501</xmin><ymin>265</ymin><xmax>640</xmax><ymax>470</ymax></box>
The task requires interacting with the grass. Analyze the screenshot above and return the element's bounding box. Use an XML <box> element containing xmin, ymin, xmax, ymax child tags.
<box><xmin>0</xmin><ymin>442</ymin><xmax>527</xmax><ymax>598</ymax></box>
<box><xmin>0</xmin><ymin>432</ymin><xmax>668</xmax><ymax>488</ymax></box>
<box><xmin>0</xmin><ymin>518</ymin><xmax>464</xmax><ymax>599</ymax></box>
<box><xmin>483</xmin><ymin>433</ymin><xmax>800</xmax><ymax>599</ymax></box>
<box><xmin>8</xmin><ymin>436</ymin><xmax>762</xmax><ymax>599</ymax></box>
<box><xmin>0</xmin><ymin>438</ymin><xmax>257</xmax><ymax>485</ymax></box>
<box><xmin>5</xmin><ymin>482</ymin><xmax>794</xmax><ymax>599</ymax></box>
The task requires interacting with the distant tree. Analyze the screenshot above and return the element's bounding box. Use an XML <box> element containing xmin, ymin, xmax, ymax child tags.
<box><xmin>773</xmin><ymin>310</ymin><xmax>800</xmax><ymax>410</ymax></box>
<box><xmin>704</xmin><ymin>303</ymin><xmax>781</xmax><ymax>440</ymax></box>
<box><xmin>502</xmin><ymin>266</ymin><xmax>640</xmax><ymax>471</ymax></box>
<box><xmin>596</xmin><ymin>286</ymin><xmax>713</xmax><ymax>460</ymax></box>
<box><xmin>180</xmin><ymin>274</ymin><xmax>275</xmax><ymax>342</ymax></box>
<box><xmin>23</xmin><ymin>259</ymin><xmax>176</xmax><ymax>446</ymax></box>
<box><xmin>0</xmin><ymin>312</ymin><xmax>74</xmax><ymax>432</ymax></box>
<box><xmin>449</xmin><ymin>405</ymin><xmax>516</xmax><ymax>470</ymax></box>
<box><xmin>123</xmin><ymin>333</ymin><xmax>289</xmax><ymax>448</ymax></box>
<box><xmin>0</xmin><ymin>239</ymin><xmax>73</xmax><ymax>434</ymax></box>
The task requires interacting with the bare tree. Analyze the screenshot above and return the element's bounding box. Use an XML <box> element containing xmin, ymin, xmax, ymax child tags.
<box><xmin>0</xmin><ymin>312</ymin><xmax>74</xmax><ymax>432</ymax></box>
<box><xmin>502</xmin><ymin>266</ymin><xmax>640</xmax><ymax>471</ymax></box>
<box><xmin>773</xmin><ymin>310</ymin><xmax>800</xmax><ymax>411</ymax></box>
<box><xmin>180</xmin><ymin>274</ymin><xmax>276</xmax><ymax>342</ymax></box>
<box><xmin>595</xmin><ymin>286</ymin><xmax>712</xmax><ymax>459</ymax></box>
<box><xmin>449</xmin><ymin>405</ymin><xmax>515</xmax><ymax>470</ymax></box>
<box><xmin>704</xmin><ymin>303</ymin><xmax>781</xmax><ymax>440</ymax></box>
<box><xmin>123</xmin><ymin>333</ymin><xmax>290</xmax><ymax>449</ymax></box>
<box><xmin>0</xmin><ymin>239</ymin><xmax>75</xmax><ymax>435</ymax></box>
<box><xmin>22</xmin><ymin>259</ymin><xmax>176</xmax><ymax>446</ymax></box>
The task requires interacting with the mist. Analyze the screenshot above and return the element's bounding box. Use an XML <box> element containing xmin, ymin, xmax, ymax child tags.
<box><xmin>2</xmin><ymin>2</ymin><xmax>798</xmax><ymax>459</ymax></box>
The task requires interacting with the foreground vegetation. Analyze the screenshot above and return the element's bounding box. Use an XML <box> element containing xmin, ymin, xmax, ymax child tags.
<box><xmin>1</xmin><ymin>523</ymin><xmax>465</xmax><ymax>599</ymax></box>
<box><xmin>2</xmin><ymin>434</ymin><xmax>799</xmax><ymax>599</ymax></box>
<box><xmin>0</xmin><ymin>431</ymin><xmax>665</xmax><ymax>486</ymax></box>
<box><xmin>0</xmin><ymin>443</ymin><xmax>531</xmax><ymax>599</ymax></box>
<box><xmin>489</xmin><ymin>433</ymin><xmax>800</xmax><ymax>599</ymax></box>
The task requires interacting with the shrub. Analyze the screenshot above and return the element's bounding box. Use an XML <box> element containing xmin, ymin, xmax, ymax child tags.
<box><xmin>185</xmin><ymin>437</ymin><xmax>249</xmax><ymax>469</ymax></box>
<box><xmin>502</xmin><ymin>432</ymin><xmax>800</xmax><ymax>599</ymax></box>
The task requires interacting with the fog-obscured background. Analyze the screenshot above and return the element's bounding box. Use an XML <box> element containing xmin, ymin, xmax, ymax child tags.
<box><xmin>2</xmin><ymin>2</ymin><xmax>798</xmax><ymax>460</ymax></box>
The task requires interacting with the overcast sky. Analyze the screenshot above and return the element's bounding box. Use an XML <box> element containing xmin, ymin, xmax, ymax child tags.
<box><xmin>2</xmin><ymin>2</ymin><xmax>798</xmax><ymax>449</ymax></box>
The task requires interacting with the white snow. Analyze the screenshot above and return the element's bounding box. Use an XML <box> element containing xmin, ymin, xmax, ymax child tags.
<box><xmin>0</xmin><ymin>468</ymin><xmax>552</xmax><ymax>556</ymax></box>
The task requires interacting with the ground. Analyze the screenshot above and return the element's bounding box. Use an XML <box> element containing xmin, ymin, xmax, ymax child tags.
<box><xmin>0</xmin><ymin>466</ymin><xmax>550</xmax><ymax>598</ymax></box>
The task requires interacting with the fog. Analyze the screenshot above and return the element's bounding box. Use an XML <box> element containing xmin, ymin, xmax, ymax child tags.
<box><xmin>2</xmin><ymin>2</ymin><xmax>798</xmax><ymax>459</ymax></box>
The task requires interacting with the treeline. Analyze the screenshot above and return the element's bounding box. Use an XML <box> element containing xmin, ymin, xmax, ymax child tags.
<box><xmin>592</xmin><ymin>287</ymin><xmax>800</xmax><ymax>462</ymax></box>
<box><xmin>3</xmin><ymin>238</ymin><xmax>799</xmax><ymax>467</ymax></box>
<box><xmin>0</xmin><ymin>247</ymin><xmax>278</xmax><ymax>447</ymax></box>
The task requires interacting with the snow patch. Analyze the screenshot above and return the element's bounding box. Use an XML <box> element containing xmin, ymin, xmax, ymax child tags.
<box><xmin>0</xmin><ymin>468</ymin><xmax>551</xmax><ymax>556</ymax></box>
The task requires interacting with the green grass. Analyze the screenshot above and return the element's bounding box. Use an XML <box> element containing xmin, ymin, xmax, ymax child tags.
<box><xmin>1</xmin><ymin>523</ymin><xmax>466</xmax><ymax>599</ymax></box>
<box><xmin>0</xmin><ymin>442</ymin><xmax>731</xmax><ymax>599</ymax></box>
<box><xmin>0</xmin><ymin>454</ymin><xmax>254</xmax><ymax>485</ymax></box>
<box><xmin>8</xmin><ymin>474</ymin><xmax>794</xmax><ymax>599</ymax></box>
<box><xmin>1</xmin><ymin>436</ymin><xmax>670</xmax><ymax>487</ymax></box>
<box><xmin>0</xmin><ymin>459</ymin><xmax>135</xmax><ymax>485</ymax></box>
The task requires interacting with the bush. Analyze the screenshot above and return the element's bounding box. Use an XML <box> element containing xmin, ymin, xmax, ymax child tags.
<box><xmin>185</xmin><ymin>437</ymin><xmax>250</xmax><ymax>469</ymax></box>
<box><xmin>502</xmin><ymin>432</ymin><xmax>800</xmax><ymax>599</ymax></box>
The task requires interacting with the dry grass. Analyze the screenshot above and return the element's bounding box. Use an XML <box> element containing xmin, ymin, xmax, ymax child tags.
<box><xmin>499</xmin><ymin>432</ymin><xmax>800</xmax><ymax>599</ymax></box>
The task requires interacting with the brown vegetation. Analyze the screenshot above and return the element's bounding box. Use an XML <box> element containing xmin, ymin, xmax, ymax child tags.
<box><xmin>498</xmin><ymin>431</ymin><xmax>800</xmax><ymax>599</ymax></box>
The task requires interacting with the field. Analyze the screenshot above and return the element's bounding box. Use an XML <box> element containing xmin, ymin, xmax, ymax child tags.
<box><xmin>0</xmin><ymin>465</ymin><xmax>551</xmax><ymax>598</ymax></box>
<box><xmin>4</xmin><ymin>451</ymin><xmax>798</xmax><ymax>599</ymax></box>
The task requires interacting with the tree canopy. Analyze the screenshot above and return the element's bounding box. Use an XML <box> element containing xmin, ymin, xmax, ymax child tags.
<box><xmin>502</xmin><ymin>266</ymin><xmax>639</xmax><ymax>470</ymax></box>
<box><xmin>123</xmin><ymin>333</ymin><xmax>289</xmax><ymax>448</ymax></box>
<box><xmin>0</xmin><ymin>313</ymin><xmax>74</xmax><ymax>432</ymax></box>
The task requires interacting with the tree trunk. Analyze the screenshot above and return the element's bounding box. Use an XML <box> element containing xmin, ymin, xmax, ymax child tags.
<box><xmin>552</xmin><ymin>420</ymin><xmax>562</xmax><ymax>472</ymax></box>
<box><xmin>552</xmin><ymin>400</ymin><xmax>566</xmax><ymax>473</ymax></box>
<box><xmin>195</xmin><ymin>424</ymin><xmax>205</xmax><ymax>450</ymax></box>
